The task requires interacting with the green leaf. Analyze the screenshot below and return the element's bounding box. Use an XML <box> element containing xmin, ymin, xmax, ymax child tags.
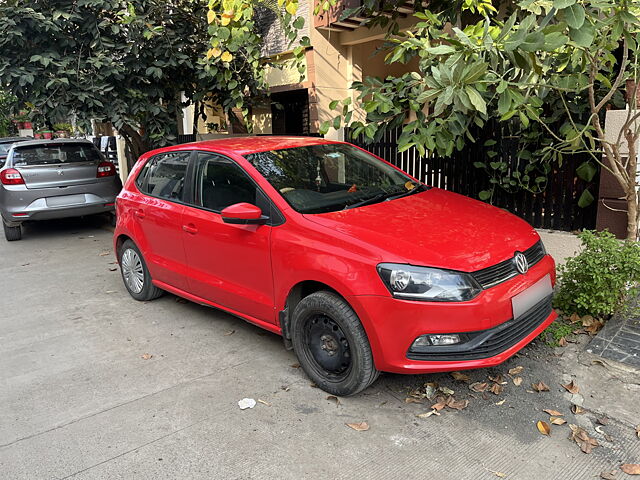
<box><xmin>426</xmin><ymin>45</ymin><xmax>457</xmax><ymax>55</ymax></box>
<box><xmin>576</xmin><ymin>162</ymin><xmax>597</xmax><ymax>182</ymax></box>
<box><xmin>543</xmin><ymin>31</ymin><xmax>568</xmax><ymax>51</ymax></box>
<box><xmin>479</xmin><ymin>190</ymin><xmax>492</xmax><ymax>201</ymax></box>
<box><xmin>473</xmin><ymin>161</ymin><xmax>486</xmax><ymax>168</ymax></box>
<box><xmin>553</xmin><ymin>0</ymin><xmax>576</xmax><ymax>8</ymax></box>
<box><xmin>465</xmin><ymin>87</ymin><xmax>487</xmax><ymax>115</ymax></box>
<box><xmin>569</xmin><ymin>26</ymin><xmax>594</xmax><ymax>47</ymax></box>
<box><xmin>577</xmin><ymin>189</ymin><xmax>594</xmax><ymax>208</ymax></box>
<box><xmin>564</xmin><ymin>4</ymin><xmax>585</xmax><ymax>29</ymax></box>
<box><xmin>329</xmin><ymin>100</ymin><xmax>339</xmax><ymax>110</ymax></box>
<box><xmin>498</xmin><ymin>92</ymin><xmax>512</xmax><ymax>115</ymax></box>
<box><xmin>332</xmin><ymin>115</ymin><xmax>341</xmax><ymax>129</ymax></box>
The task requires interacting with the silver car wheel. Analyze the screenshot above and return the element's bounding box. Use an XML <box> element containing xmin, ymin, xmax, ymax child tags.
<box><xmin>121</xmin><ymin>248</ymin><xmax>145</xmax><ymax>294</ymax></box>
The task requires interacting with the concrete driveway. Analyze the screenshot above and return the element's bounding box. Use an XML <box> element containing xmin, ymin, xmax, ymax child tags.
<box><xmin>1</xmin><ymin>219</ymin><xmax>638</xmax><ymax>479</ymax></box>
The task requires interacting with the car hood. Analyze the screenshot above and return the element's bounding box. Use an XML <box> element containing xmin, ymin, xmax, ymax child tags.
<box><xmin>303</xmin><ymin>188</ymin><xmax>540</xmax><ymax>272</ymax></box>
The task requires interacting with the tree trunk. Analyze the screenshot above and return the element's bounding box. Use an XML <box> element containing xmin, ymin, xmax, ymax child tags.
<box><xmin>119</xmin><ymin>123</ymin><xmax>150</xmax><ymax>170</ymax></box>
<box><xmin>624</xmin><ymin>129</ymin><xmax>639</xmax><ymax>241</ymax></box>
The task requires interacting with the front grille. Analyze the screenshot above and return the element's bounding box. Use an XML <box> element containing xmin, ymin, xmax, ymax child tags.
<box><xmin>407</xmin><ymin>294</ymin><xmax>553</xmax><ymax>362</ymax></box>
<box><xmin>472</xmin><ymin>240</ymin><xmax>546</xmax><ymax>289</ymax></box>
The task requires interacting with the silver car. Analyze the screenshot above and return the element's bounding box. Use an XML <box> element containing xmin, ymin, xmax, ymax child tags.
<box><xmin>0</xmin><ymin>139</ymin><xmax>121</xmax><ymax>241</ymax></box>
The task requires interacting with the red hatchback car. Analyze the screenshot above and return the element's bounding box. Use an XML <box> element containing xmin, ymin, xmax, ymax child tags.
<box><xmin>114</xmin><ymin>137</ymin><xmax>556</xmax><ymax>396</ymax></box>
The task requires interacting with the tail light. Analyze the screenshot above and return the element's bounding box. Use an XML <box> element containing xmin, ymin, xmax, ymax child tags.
<box><xmin>0</xmin><ymin>168</ymin><xmax>25</xmax><ymax>185</ymax></box>
<box><xmin>97</xmin><ymin>161</ymin><xmax>116</xmax><ymax>178</ymax></box>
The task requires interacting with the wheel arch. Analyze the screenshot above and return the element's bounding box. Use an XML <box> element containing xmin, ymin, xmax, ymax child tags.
<box><xmin>280</xmin><ymin>280</ymin><xmax>349</xmax><ymax>349</ymax></box>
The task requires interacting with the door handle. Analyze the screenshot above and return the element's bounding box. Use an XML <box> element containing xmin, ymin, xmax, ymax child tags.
<box><xmin>134</xmin><ymin>209</ymin><xmax>145</xmax><ymax>219</ymax></box>
<box><xmin>182</xmin><ymin>223</ymin><xmax>198</xmax><ymax>234</ymax></box>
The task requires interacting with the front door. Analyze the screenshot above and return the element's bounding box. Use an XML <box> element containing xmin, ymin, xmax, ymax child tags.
<box><xmin>182</xmin><ymin>152</ymin><xmax>276</xmax><ymax>323</ymax></box>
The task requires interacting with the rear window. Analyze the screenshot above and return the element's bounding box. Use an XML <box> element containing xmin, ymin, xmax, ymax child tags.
<box><xmin>12</xmin><ymin>144</ymin><xmax>102</xmax><ymax>166</ymax></box>
<box><xmin>0</xmin><ymin>144</ymin><xmax>11</xmax><ymax>155</ymax></box>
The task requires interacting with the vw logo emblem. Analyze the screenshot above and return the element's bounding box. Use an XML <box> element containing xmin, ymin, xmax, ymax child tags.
<box><xmin>57</xmin><ymin>169</ymin><xmax>64</xmax><ymax>176</ymax></box>
<box><xmin>514</xmin><ymin>252</ymin><xmax>528</xmax><ymax>274</ymax></box>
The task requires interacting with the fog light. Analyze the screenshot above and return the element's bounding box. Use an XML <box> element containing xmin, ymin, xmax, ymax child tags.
<box><xmin>429</xmin><ymin>334</ymin><xmax>461</xmax><ymax>346</ymax></box>
<box><xmin>411</xmin><ymin>335</ymin><xmax>432</xmax><ymax>348</ymax></box>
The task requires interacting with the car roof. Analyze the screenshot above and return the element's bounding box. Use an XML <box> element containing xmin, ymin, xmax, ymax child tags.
<box><xmin>178</xmin><ymin>136</ymin><xmax>338</xmax><ymax>155</ymax></box>
<box><xmin>10</xmin><ymin>138</ymin><xmax>93</xmax><ymax>148</ymax></box>
<box><xmin>0</xmin><ymin>137</ymin><xmax>31</xmax><ymax>144</ymax></box>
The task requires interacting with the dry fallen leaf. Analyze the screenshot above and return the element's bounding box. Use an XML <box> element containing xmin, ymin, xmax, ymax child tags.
<box><xmin>99</xmin><ymin>251</ymin><xmax>110</xmax><ymax>256</ymax></box>
<box><xmin>495</xmin><ymin>399</ymin><xmax>506</xmax><ymax>406</ymax></box>
<box><xmin>635</xmin><ymin>425</ymin><xmax>640</xmax><ymax>438</ymax></box>
<box><xmin>621</xmin><ymin>464</ymin><xmax>640</xmax><ymax>475</ymax></box>
<box><xmin>600</xmin><ymin>471</ymin><xmax>617</xmax><ymax>480</ymax></box>
<box><xmin>470</xmin><ymin>382</ymin><xmax>488</xmax><ymax>392</ymax></box>
<box><xmin>569</xmin><ymin>313</ymin><xmax>581</xmax><ymax>323</ymax></box>
<box><xmin>326</xmin><ymin>395</ymin><xmax>340</xmax><ymax>406</ymax></box>
<box><xmin>416</xmin><ymin>409</ymin><xmax>440</xmax><ymax>418</ymax></box>
<box><xmin>346</xmin><ymin>421</ymin><xmax>369</xmax><ymax>432</ymax></box>
<box><xmin>445</xmin><ymin>396</ymin><xmax>469</xmax><ymax>410</ymax></box>
<box><xmin>558</xmin><ymin>337</ymin><xmax>568</xmax><ymax>347</ymax></box>
<box><xmin>405</xmin><ymin>397</ymin><xmax>423</xmax><ymax>404</ymax></box>
<box><xmin>543</xmin><ymin>409</ymin><xmax>563</xmax><ymax>416</ymax></box>
<box><xmin>571</xmin><ymin>405</ymin><xmax>585</xmax><ymax>415</ymax></box>
<box><xmin>431</xmin><ymin>400</ymin><xmax>447</xmax><ymax>411</ymax></box>
<box><xmin>562</xmin><ymin>380</ymin><xmax>580</xmax><ymax>394</ymax></box>
<box><xmin>512</xmin><ymin>376</ymin><xmax>523</xmax><ymax>386</ymax></box>
<box><xmin>224</xmin><ymin>329</ymin><xmax>235</xmax><ymax>336</ymax></box>
<box><xmin>508</xmin><ymin>366</ymin><xmax>524</xmax><ymax>376</ymax></box>
<box><xmin>537</xmin><ymin>420</ymin><xmax>551</xmax><ymax>436</ymax></box>
<box><xmin>489</xmin><ymin>383</ymin><xmax>504</xmax><ymax>395</ymax></box>
<box><xmin>569</xmin><ymin>424</ymin><xmax>599</xmax><ymax>454</ymax></box>
<box><xmin>257</xmin><ymin>399</ymin><xmax>271</xmax><ymax>406</ymax></box>
<box><xmin>597</xmin><ymin>417</ymin><xmax>609</xmax><ymax>426</ymax></box>
<box><xmin>489</xmin><ymin>374</ymin><xmax>507</xmax><ymax>385</ymax></box>
<box><xmin>108</xmin><ymin>267</ymin><xmax>118</xmax><ymax>271</ymax></box>
<box><xmin>532</xmin><ymin>381</ymin><xmax>550</xmax><ymax>392</ymax></box>
<box><xmin>141</xmin><ymin>353</ymin><xmax>153</xmax><ymax>360</ymax></box>
<box><xmin>424</xmin><ymin>383</ymin><xmax>438</xmax><ymax>400</ymax></box>
<box><xmin>493</xmin><ymin>472</ymin><xmax>507</xmax><ymax>478</ymax></box>
<box><xmin>451</xmin><ymin>371</ymin><xmax>471</xmax><ymax>382</ymax></box>
<box><xmin>550</xmin><ymin>416</ymin><xmax>567</xmax><ymax>425</ymax></box>
<box><xmin>290</xmin><ymin>363</ymin><xmax>300</xmax><ymax>368</ymax></box>
<box><xmin>439</xmin><ymin>386</ymin><xmax>455</xmax><ymax>396</ymax></box>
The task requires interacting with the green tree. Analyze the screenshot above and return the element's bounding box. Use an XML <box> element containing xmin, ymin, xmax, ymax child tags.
<box><xmin>320</xmin><ymin>0</ymin><xmax>640</xmax><ymax>239</ymax></box>
<box><xmin>0</xmin><ymin>0</ymin><xmax>211</xmax><ymax>164</ymax></box>
<box><xmin>0</xmin><ymin>91</ymin><xmax>19</xmax><ymax>137</ymax></box>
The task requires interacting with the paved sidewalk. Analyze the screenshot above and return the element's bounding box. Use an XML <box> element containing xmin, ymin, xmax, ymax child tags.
<box><xmin>1</xmin><ymin>219</ymin><xmax>638</xmax><ymax>480</ymax></box>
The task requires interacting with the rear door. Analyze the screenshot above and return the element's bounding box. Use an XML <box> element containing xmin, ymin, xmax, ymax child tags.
<box><xmin>130</xmin><ymin>150</ymin><xmax>192</xmax><ymax>291</ymax></box>
<box><xmin>11</xmin><ymin>142</ymin><xmax>104</xmax><ymax>188</ymax></box>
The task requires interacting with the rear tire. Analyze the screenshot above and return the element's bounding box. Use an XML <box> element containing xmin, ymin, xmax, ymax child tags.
<box><xmin>3</xmin><ymin>222</ymin><xmax>22</xmax><ymax>241</ymax></box>
<box><xmin>291</xmin><ymin>291</ymin><xmax>379</xmax><ymax>396</ymax></box>
<box><xmin>118</xmin><ymin>240</ymin><xmax>163</xmax><ymax>301</ymax></box>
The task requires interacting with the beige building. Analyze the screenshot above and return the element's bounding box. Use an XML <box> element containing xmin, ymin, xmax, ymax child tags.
<box><xmin>186</xmin><ymin>1</ymin><xmax>418</xmax><ymax>140</ymax></box>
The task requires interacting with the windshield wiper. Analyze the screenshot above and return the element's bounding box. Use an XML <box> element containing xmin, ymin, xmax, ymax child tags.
<box><xmin>345</xmin><ymin>184</ymin><xmax>427</xmax><ymax>210</ymax></box>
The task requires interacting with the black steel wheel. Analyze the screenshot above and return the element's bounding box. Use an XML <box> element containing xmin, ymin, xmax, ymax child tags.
<box><xmin>291</xmin><ymin>291</ymin><xmax>379</xmax><ymax>396</ymax></box>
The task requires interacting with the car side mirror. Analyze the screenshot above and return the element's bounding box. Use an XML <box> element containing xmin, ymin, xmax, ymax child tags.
<box><xmin>220</xmin><ymin>202</ymin><xmax>268</xmax><ymax>225</ymax></box>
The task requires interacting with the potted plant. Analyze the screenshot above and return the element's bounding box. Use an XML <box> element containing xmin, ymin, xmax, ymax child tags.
<box><xmin>53</xmin><ymin>122</ymin><xmax>72</xmax><ymax>138</ymax></box>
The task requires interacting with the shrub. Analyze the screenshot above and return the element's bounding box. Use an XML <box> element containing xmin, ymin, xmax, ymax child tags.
<box><xmin>554</xmin><ymin>230</ymin><xmax>640</xmax><ymax>319</ymax></box>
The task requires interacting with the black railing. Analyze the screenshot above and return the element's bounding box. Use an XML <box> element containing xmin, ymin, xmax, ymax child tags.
<box><xmin>347</xmin><ymin>127</ymin><xmax>598</xmax><ymax>231</ymax></box>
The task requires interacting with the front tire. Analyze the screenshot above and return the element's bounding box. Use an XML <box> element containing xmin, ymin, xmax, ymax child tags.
<box><xmin>118</xmin><ymin>240</ymin><xmax>163</xmax><ymax>301</ymax></box>
<box><xmin>3</xmin><ymin>222</ymin><xmax>22</xmax><ymax>241</ymax></box>
<box><xmin>291</xmin><ymin>291</ymin><xmax>379</xmax><ymax>396</ymax></box>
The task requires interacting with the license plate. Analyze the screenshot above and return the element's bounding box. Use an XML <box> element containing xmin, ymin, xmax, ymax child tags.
<box><xmin>46</xmin><ymin>194</ymin><xmax>87</xmax><ymax>207</ymax></box>
<box><xmin>511</xmin><ymin>274</ymin><xmax>552</xmax><ymax>319</ymax></box>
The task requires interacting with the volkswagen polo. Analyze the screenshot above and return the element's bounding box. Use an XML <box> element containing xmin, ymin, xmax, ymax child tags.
<box><xmin>114</xmin><ymin>137</ymin><xmax>556</xmax><ymax>396</ymax></box>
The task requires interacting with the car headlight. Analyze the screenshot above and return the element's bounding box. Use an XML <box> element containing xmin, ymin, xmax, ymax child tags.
<box><xmin>377</xmin><ymin>263</ymin><xmax>482</xmax><ymax>302</ymax></box>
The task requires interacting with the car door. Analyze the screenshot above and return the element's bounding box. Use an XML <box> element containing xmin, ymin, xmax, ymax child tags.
<box><xmin>131</xmin><ymin>150</ymin><xmax>192</xmax><ymax>291</ymax></box>
<box><xmin>181</xmin><ymin>152</ymin><xmax>276</xmax><ymax>323</ymax></box>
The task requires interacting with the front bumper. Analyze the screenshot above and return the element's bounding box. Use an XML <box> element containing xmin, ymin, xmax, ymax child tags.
<box><xmin>347</xmin><ymin>254</ymin><xmax>557</xmax><ymax>374</ymax></box>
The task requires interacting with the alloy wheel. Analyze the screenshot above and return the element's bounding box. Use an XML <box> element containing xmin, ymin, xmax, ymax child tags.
<box><xmin>121</xmin><ymin>248</ymin><xmax>145</xmax><ymax>294</ymax></box>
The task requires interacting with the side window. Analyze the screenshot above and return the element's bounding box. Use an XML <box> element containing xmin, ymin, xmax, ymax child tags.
<box><xmin>195</xmin><ymin>153</ymin><xmax>268</xmax><ymax>214</ymax></box>
<box><xmin>137</xmin><ymin>152</ymin><xmax>190</xmax><ymax>202</ymax></box>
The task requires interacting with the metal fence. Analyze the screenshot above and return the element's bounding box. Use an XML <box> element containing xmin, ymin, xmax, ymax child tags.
<box><xmin>348</xmin><ymin>127</ymin><xmax>599</xmax><ymax>231</ymax></box>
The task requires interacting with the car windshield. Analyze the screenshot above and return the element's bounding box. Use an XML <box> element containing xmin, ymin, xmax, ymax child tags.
<box><xmin>246</xmin><ymin>143</ymin><xmax>422</xmax><ymax>213</ymax></box>
<box><xmin>0</xmin><ymin>144</ymin><xmax>10</xmax><ymax>155</ymax></box>
<box><xmin>12</xmin><ymin>144</ymin><xmax>101</xmax><ymax>166</ymax></box>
